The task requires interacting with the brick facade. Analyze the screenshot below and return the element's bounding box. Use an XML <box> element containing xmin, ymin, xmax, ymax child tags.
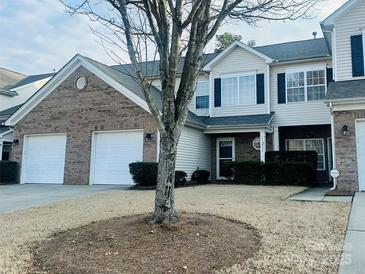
<box><xmin>12</xmin><ymin>66</ymin><xmax>157</xmax><ymax>185</ymax></box>
<box><xmin>333</xmin><ymin>110</ymin><xmax>365</xmax><ymax>191</ymax></box>
<box><xmin>211</xmin><ymin>133</ymin><xmax>261</xmax><ymax>179</ymax></box>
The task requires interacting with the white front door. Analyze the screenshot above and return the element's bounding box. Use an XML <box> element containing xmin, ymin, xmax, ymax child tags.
<box><xmin>356</xmin><ymin>121</ymin><xmax>365</xmax><ymax>191</ymax></box>
<box><xmin>216</xmin><ymin>138</ymin><xmax>235</xmax><ymax>179</ymax></box>
<box><xmin>90</xmin><ymin>130</ymin><xmax>144</xmax><ymax>185</ymax></box>
<box><xmin>22</xmin><ymin>134</ymin><xmax>67</xmax><ymax>184</ymax></box>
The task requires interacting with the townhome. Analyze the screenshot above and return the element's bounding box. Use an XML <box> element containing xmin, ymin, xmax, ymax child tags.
<box><xmin>1</xmin><ymin>0</ymin><xmax>364</xmax><ymax>192</ymax></box>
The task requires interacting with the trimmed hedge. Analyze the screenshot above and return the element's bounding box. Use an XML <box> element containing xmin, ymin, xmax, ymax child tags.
<box><xmin>224</xmin><ymin>160</ymin><xmax>316</xmax><ymax>186</ymax></box>
<box><xmin>129</xmin><ymin>162</ymin><xmax>187</xmax><ymax>187</ymax></box>
<box><xmin>0</xmin><ymin>161</ymin><xmax>18</xmax><ymax>184</ymax></box>
<box><xmin>266</xmin><ymin>151</ymin><xmax>318</xmax><ymax>171</ymax></box>
<box><xmin>191</xmin><ymin>169</ymin><xmax>210</xmax><ymax>184</ymax></box>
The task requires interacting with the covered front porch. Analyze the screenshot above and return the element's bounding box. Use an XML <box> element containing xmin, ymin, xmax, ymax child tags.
<box><xmin>0</xmin><ymin>127</ymin><xmax>13</xmax><ymax>161</ymax></box>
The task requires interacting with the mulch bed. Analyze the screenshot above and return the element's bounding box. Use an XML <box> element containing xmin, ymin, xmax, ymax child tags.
<box><xmin>326</xmin><ymin>189</ymin><xmax>354</xmax><ymax>196</ymax></box>
<box><xmin>32</xmin><ymin>214</ymin><xmax>261</xmax><ymax>274</ymax></box>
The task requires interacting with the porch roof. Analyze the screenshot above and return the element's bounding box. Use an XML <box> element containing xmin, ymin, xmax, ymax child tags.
<box><xmin>326</xmin><ymin>80</ymin><xmax>365</xmax><ymax>101</ymax></box>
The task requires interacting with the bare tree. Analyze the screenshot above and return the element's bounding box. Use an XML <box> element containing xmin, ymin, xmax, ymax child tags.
<box><xmin>61</xmin><ymin>0</ymin><xmax>322</xmax><ymax>224</ymax></box>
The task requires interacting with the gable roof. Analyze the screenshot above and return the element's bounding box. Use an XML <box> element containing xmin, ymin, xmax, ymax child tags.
<box><xmin>0</xmin><ymin>67</ymin><xmax>25</xmax><ymax>90</ymax></box>
<box><xmin>321</xmin><ymin>0</ymin><xmax>361</xmax><ymax>29</ymax></box>
<box><xmin>5</xmin><ymin>55</ymin><xmax>155</xmax><ymax>126</ymax></box>
<box><xmin>203</xmin><ymin>40</ymin><xmax>274</xmax><ymax>70</ymax></box>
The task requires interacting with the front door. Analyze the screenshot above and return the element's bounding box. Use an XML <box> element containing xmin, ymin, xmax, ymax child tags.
<box><xmin>356</xmin><ymin>120</ymin><xmax>365</xmax><ymax>191</ymax></box>
<box><xmin>216</xmin><ymin>138</ymin><xmax>235</xmax><ymax>179</ymax></box>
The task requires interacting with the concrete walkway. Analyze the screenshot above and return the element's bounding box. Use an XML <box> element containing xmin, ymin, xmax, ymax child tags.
<box><xmin>339</xmin><ymin>192</ymin><xmax>365</xmax><ymax>274</ymax></box>
<box><xmin>289</xmin><ymin>187</ymin><xmax>353</xmax><ymax>202</ymax></box>
<box><xmin>0</xmin><ymin>184</ymin><xmax>128</xmax><ymax>214</ymax></box>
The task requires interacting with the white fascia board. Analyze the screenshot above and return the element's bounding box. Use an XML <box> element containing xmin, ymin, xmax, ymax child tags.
<box><xmin>203</xmin><ymin>41</ymin><xmax>274</xmax><ymax>71</ymax></box>
<box><xmin>321</xmin><ymin>0</ymin><xmax>360</xmax><ymax>27</ymax></box>
<box><xmin>5</xmin><ymin>54</ymin><xmax>150</xmax><ymax>126</ymax></box>
<box><xmin>0</xmin><ymin>129</ymin><xmax>13</xmax><ymax>138</ymax></box>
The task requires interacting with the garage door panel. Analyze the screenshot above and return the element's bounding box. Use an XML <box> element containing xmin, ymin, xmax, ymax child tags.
<box><xmin>23</xmin><ymin>135</ymin><xmax>67</xmax><ymax>184</ymax></box>
<box><xmin>91</xmin><ymin>131</ymin><xmax>143</xmax><ymax>185</ymax></box>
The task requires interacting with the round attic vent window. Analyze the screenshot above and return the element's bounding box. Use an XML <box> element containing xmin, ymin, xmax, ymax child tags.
<box><xmin>252</xmin><ymin>137</ymin><xmax>261</xmax><ymax>151</ymax></box>
<box><xmin>76</xmin><ymin>77</ymin><xmax>87</xmax><ymax>90</ymax></box>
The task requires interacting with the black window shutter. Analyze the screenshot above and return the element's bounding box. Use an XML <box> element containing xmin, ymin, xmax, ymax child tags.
<box><xmin>351</xmin><ymin>35</ymin><xmax>365</xmax><ymax>77</ymax></box>
<box><xmin>214</xmin><ymin>78</ymin><xmax>221</xmax><ymax>107</ymax></box>
<box><xmin>256</xmin><ymin>74</ymin><xmax>265</xmax><ymax>104</ymax></box>
<box><xmin>277</xmin><ymin>73</ymin><xmax>286</xmax><ymax>104</ymax></box>
<box><xmin>326</xmin><ymin>68</ymin><xmax>333</xmax><ymax>86</ymax></box>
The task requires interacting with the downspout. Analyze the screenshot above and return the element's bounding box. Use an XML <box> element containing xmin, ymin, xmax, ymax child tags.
<box><xmin>266</xmin><ymin>64</ymin><xmax>271</xmax><ymax>114</ymax></box>
<box><xmin>330</xmin><ymin>102</ymin><xmax>337</xmax><ymax>190</ymax></box>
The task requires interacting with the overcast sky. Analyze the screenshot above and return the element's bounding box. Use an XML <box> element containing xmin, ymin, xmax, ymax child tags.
<box><xmin>0</xmin><ymin>0</ymin><xmax>347</xmax><ymax>75</ymax></box>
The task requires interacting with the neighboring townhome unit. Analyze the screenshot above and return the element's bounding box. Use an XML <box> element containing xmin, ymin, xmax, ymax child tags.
<box><xmin>323</xmin><ymin>0</ymin><xmax>365</xmax><ymax>192</ymax></box>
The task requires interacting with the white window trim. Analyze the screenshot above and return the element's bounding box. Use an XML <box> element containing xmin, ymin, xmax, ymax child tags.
<box><xmin>221</xmin><ymin>71</ymin><xmax>257</xmax><ymax>107</ymax></box>
<box><xmin>195</xmin><ymin>80</ymin><xmax>210</xmax><ymax>110</ymax></box>
<box><xmin>285</xmin><ymin>66</ymin><xmax>327</xmax><ymax>104</ymax></box>
<box><xmin>285</xmin><ymin>138</ymin><xmax>326</xmax><ymax>171</ymax></box>
<box><xmin>362</xmin><ymin>30</ymin><xmax>365</xmax><ymax>75</ymax></box>
<box><xmin>216</xmin><ymin>137</ymin><xmax>235</xmax><ymax>179</ymax></box>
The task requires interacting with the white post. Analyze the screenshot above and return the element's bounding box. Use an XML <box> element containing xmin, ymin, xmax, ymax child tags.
<box><xmin>273</xmin><ymin>127</ymin><xmax>279</xmax><ymax>151</ymax></box>
<box><xmin>260</xmin><ymin>131</ymin><xmax>266</xmax><ymax>162</ymax></box>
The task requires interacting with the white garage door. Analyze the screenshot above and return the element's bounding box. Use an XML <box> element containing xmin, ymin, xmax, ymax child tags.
<box><xmin>357</xmin><ymin>121</ymin><xmax>365</xmax><ymax>191</ymax></box>
<box><xmin>90</xmin><ymin>130</ymin><xmax>144</xmax><ymax>185</ymax></box>
<box><xmin>22</xmin><ymin>134</ymin><xmax>67</xmax><ymax>184</ymax></box>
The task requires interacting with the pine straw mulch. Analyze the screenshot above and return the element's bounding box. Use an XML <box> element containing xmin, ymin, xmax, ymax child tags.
<box><xmin>32</xmin><ymin>213</ymin><xmax>261</xmax><ymax>274</ymax></box>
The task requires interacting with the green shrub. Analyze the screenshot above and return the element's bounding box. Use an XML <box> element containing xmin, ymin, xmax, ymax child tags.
<box><xmin>191</xmin><ymin>169</ymin><xmax>210</xmax><ymax>184</ymax></box>
<box><xmin>225</xmin><ymin>160</ymin><xmax>316</xmax><ymax>186</ymax></box>
<box><xmin>129</xmin><ymin>162</ymin><xmax>158</xmax><ymax>186</ymax></box>
<box><xmin>0</xmin><ymin>161</ymin><xmax>18</xmax><ymax>184</ymax></box>
<box><xmin>266</xmin><ymin>151</ymin><xmax>318</xmax><ymax>173</ymax></box>
<box><xmin>175</xmin><ymin>171</ymin><xmax>187</xmax><ymax>187</ymax></box>
<box><xmin>224</xmin><ymin>161</ymin><xmax>264</xmax><ymax>184</ymax></box>
<box><xmin>129</xmin><ymin>162</ymin><xmax>188</xmax><ymax>187</ymax></box>
<box><xmin>265</xmin><ymin>161</ymin><xmax>315</xmax><ymax>186</ymax></box>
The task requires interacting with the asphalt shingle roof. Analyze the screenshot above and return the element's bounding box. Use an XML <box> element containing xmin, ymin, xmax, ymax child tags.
<box><xmin>326</xmin><ymin>80</ymin><xmax>365</xmax><ymax>100</ymax></box>
<box><xmin>9</xmin><ymin>73</ymin><xmax>55</xmax><ymax>89</ymax></box>
<box><xmin>255</xmin><ymin>38</ymin><xmax>330</xmax><ymax>62</ymax></box>
<box><xmin>0</xmin><ymin>104</ymin><xmax>23</xmax><ymax>118</ymax></box>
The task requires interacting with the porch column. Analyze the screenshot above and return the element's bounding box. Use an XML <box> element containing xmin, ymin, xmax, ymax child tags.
<box><xmin>260</xmin><ymin>130</ymin><xmax>266</xmax><ymax>162</ymax></box>
<box><xmin>0</xmin><ymin>140</ymin><xmax>3</xmax><ymax>161</ymax></box>
<box><xmin>273</xmin><ymin>127</ymin><xmax>279</xmax><ymax>151</ymax></box>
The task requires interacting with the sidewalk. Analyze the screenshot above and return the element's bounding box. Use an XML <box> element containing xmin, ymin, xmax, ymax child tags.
<box><xmin>339</xmin><ymin>192</ymin><xmax>365</xmax><ymax>274</ymax></box>
<box><xmin>289</xmin><ymin>187</ymin><xmax>353</xmax><ymax>202</ymax></box>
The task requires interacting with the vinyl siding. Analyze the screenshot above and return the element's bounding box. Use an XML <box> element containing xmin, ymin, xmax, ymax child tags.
<box><xmin>176</xmin><ymin>126</ymin><xmax>211</xmax><ymax>178</ymax></box>
<box><xmin>151</xmin><ymin>75</ymin><xmax>210</xmax><ymax>117</ymax></box>
<box><xmin>335</xmin><ymin>0</ymin><xmax>365</xmax><ymax>81</ymax></box>
<box><xmin>270</xmin><ymin>60</ymin><xmax>332</xmax><ymax>127</ymax></box>
<box><xmin>209</xmin><ymin>46</ymin><xmax>268</xmax><ymax>117</ymax></box>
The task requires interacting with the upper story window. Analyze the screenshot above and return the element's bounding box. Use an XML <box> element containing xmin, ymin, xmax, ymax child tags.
<box><xmin>286</xmin><ymin>69</ymin><xmax>326</xmax><ymax>103</ymax></box>
<box><xmin>221</xmin><ymin>73</ymin><xmax>256</xmax><ymax>106</ymax></box>
<box><xmin>195</xmin><ymin>81</ymin><xmax>209</xmax><ymax>109</ymax></box>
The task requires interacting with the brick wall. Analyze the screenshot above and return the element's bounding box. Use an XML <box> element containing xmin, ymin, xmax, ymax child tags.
<box><xmin>211</xmin><ymin>133</ymin><xmax>260</xmax><ymax>179</ymax></box>
<box><xmin>334</xmin><ymin>110</ymin><xmax>365</xmax><ymax>191</ymax></box>
<box><xmin>12</xmin><ymin>66</ymin><xmax>157</xmax><ymax>185</ymax></box>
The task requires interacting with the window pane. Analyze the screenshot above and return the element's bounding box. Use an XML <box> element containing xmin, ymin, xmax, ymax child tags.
<box><xmin>239</xmin><ymin>75</ymin><xmax>256</xmax><ymax>105</ymax></box>
<box><xmin>287</xmin><ymin>72</ymin><xmax>305</xmax><ymax>103</ymax></box>
<box><xmin>308</xmin><ymin>86</ymin><xmax>326</xmax><ymax>101</ymax></box>
<box><xmin>219</xmin><ymin>141</ymin><xmax>233</xmax><ymax>158</ymax></box>
<box><xmin>195</xmin><ymin>81</ymin><xmax>209</xmax><ymax>96</ymax></box>
<box><xmin>287</xmin><ymin>140</ymin><xmax>304</xmax><ymax>151</ymax></box>
<box><xmin>305</xmin><ymin>140</ymin><xmax>325</xmax><ymax>170</ymax></box>
<box><xmin>196</xmin><ymin>95</ymin><xmax>209</xmax><ymax>109</ymax></box>
<box><xmin>287</xmin><ymin>87</ymin><xmax>305</xmax><ymax>102</ymax></box>
<box><xmin>222</xmin><ymin>77</ymin><xmax>238</xmax><ymax>106</ymax></box>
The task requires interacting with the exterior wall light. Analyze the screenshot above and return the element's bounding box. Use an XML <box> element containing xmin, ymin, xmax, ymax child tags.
<box><xmin>342</xmin><ymin>125</ymin><xmax>349</xmax><ymax>136</ymax></box>
<box><xmin>145</xmin><ymin>133</ymin><xmax>153</xmax><ymax>141</ymax></box>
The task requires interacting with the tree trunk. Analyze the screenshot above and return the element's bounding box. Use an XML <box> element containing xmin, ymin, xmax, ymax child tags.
<box><xmin>149</xmin><ymin>131</ymin><xmax>178</xmax><ymax>224</ymax></box>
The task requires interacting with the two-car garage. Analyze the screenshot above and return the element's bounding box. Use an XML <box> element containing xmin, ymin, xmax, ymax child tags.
<box><xmin>20</xmin><ymin>130</ymin><xmax>144</xmax><ymax>185</ymax></box>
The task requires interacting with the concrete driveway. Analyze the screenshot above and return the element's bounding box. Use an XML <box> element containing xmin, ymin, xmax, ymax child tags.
<box><xmin>0</xmin><ymin>184</ymin><xmax>129</xmax><ymax>214</ymax></box>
